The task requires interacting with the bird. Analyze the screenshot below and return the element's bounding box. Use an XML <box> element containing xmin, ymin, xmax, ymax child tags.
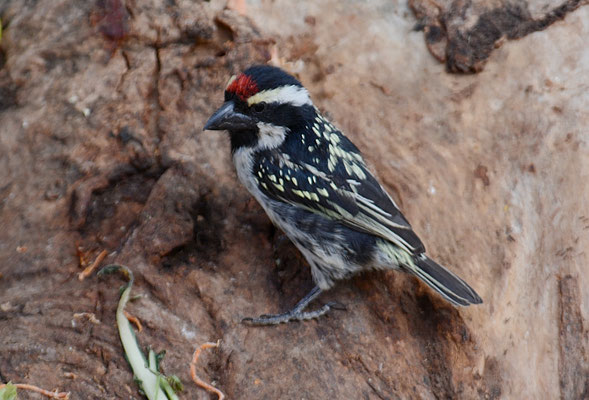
<box><xmin>204</xmin><ymin>65</ymin><xmax>482</xmax><ymax>325</ymax></box>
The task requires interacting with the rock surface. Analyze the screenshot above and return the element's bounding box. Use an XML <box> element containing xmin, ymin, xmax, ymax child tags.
<box><xmin>0</xmin><ymin>0</ymin><xmax>587</xmax><ymax>398</ymax></box>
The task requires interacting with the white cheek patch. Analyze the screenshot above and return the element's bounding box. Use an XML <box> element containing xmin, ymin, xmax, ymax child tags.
<box><xmin>256</xmin><ymin>122</ymin><xmax>289</xmax><ymax>150</ymax></box>
<box><xmin>248</xmin><ymin>85</ymin><xmax>312</xmax><ymax>107</ymax></box>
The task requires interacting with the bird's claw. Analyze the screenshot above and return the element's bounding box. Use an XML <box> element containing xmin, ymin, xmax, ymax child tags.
<box><xmin>241</xmin><ymin>301</ymin><xmax>346</xmax><ymax>326</ymax></box>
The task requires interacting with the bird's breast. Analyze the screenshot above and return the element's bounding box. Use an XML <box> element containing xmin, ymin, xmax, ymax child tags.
<box><xmin>232</xmin><ymin>147</ymin><xmax>282</xmax><ymax>219</ymax></box>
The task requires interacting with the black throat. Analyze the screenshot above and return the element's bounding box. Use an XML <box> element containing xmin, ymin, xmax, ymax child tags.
<box><xmin>229</xmin><ymin>128</ymin><xmax>259</xmax><ymax>153</ymax></box>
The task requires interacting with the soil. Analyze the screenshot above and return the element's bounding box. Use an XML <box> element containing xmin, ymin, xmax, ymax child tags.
<box><xmin>0</xmin><ymin>0</ymin><xmax>587</xmax><ymax>398</ymax></box>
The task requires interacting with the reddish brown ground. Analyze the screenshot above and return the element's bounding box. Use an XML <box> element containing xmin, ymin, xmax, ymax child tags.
<box><xmin>0</xmin><ymin>1</ymin><xmax>587</xmax><ymax>398</ymax></box>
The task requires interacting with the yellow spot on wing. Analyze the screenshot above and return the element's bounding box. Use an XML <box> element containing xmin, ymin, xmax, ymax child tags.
<box><xmin>328</xmin><ymin>158</ymin><xmax>335</xmax><ymax>172</ymax></box>
<box><xmin>317</xmin><ymin>188</ymin><xmax>329</xmax><ymax>197</ymax></box>
<box><xmin>351</xmin><ymin>164</ymin><xmax>367</xmax><ymax>179</ymax></box>
<box><xmin>343</xmin><ymin>162</ymin><xmax>352</xmax><ymax>175</ymax></box>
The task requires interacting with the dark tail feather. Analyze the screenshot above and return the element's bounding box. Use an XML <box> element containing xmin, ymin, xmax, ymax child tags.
<box><xmin>409</xmin><ymin>255</ymin><xmax>483</xmax><ymax>306</ymax></box>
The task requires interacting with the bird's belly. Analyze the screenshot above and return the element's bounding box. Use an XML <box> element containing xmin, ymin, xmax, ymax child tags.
<box><xmin>232</xmin><ymin>147</ymin><xmax>382</xmax><ymax>288</ymax></box>
<box><xmin>266</xmin><ymin>201</ymin><xmax>380</xmax><ymax>289</ymax></box>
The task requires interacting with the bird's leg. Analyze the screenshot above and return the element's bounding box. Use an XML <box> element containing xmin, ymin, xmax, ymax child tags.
<box><xmin>242</xmin><ymin>286</ymin><xmax>342</xmax><ymax>325</ymax></box>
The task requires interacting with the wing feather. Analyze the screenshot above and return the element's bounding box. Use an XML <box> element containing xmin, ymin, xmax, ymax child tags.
<box><xmin>252</xmin><ymin>142</ymin><xmax>425</xmax><ymax>253</ymax></box>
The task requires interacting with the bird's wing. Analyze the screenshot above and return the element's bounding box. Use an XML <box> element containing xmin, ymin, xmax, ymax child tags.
<box><xmin>252</xmin><ymin>140</ymin><xmax>425</xmax><ymax>254</ymax></box>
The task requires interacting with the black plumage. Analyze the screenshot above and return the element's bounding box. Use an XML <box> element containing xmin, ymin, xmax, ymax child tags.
<box><xmin>204</xmin><ymin>65</ymin><xmax>482</xmax><ymax>325</ymax></box>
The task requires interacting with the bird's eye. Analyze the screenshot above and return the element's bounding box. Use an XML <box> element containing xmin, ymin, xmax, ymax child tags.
<box><xmin>252</xmin><ymin>102</ymin><xmax>266</xmax><ymax>113</ymax></box>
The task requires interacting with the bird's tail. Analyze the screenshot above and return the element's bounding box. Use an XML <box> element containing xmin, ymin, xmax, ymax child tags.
<box><xmin>407</xmin><ymin>254</ymin><xmax>483</xmax><ymax>306</ymax></box>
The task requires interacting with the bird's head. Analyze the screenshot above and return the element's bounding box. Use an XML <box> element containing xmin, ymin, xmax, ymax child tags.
<box><xmin>204</xmin><ymin>65</ymin><xmax>315</xmax><ymax>152</ymax></box>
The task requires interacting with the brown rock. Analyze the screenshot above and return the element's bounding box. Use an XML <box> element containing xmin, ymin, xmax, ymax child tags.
<box><xmin>0</xmin><ymin>0</ymin><xmax>587</xmax><ymax>398</ymax></box>
<box><xmin>410</xmin><ymin>0</ymin><xmax>588</xmax><ymax>73</ymax></box>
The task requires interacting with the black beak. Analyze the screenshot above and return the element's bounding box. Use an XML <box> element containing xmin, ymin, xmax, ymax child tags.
<box><xmin>203</xmin><ymin>101</ymin><xmax>255</xmax><ymax>131</ymax></box>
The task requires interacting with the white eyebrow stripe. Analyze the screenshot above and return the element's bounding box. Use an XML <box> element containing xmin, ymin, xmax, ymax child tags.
<box><xmin>247</xmin><ymin>85</ymin><xmax>312</xmax><ymax>107</ymax></box>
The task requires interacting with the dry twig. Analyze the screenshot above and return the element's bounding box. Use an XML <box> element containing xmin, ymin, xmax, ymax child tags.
<box><xmin>78</xmin><ymin>249</ymin><xmax>108</xmax><ymax>280</ymax></box>
<box><xmin>0</xmin><ymin>383</ymin><xmax>70</xmax><ymax>399</ymax></box>
<box><xmin>124</xmin><ymin>310</ymin><xmax>143</xmax><ymax>332</ymax></box>
<box><xmin>73</xmin><ymin>312</ymin><xmax>101</xmax><ymax>324</ymax></box>
<box><xmin>190</xmin><ymin>340</ymin><xmax>225</xmax><ymax>400</ymax></box>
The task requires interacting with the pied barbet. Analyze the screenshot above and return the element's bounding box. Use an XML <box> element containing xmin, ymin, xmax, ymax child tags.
<box><xmin>204</xmin><ymin>65</ymin><xmax>482</xmax><ymax>325</ymax></box>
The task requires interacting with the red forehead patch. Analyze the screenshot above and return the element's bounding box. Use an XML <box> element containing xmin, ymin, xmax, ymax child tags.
<box><xmin>226</xmin><ymin>74</ymin><xmax>259</xmax><ymax>100</ymax></box>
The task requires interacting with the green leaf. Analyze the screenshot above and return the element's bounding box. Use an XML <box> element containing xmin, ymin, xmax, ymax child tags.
<box><xmin>167</xmin><ymin>376</ymin><xmax>183</xmax><ymax>392</ymax></box>
<box><xmin>155</xmin><ymin>350</ymin><xmax>166</xmax><ymax>368</ymax></box>
<box><xmin>99</xmin><ymin>264</ymin><xmax>170</xmax><ymax>400</ymax></box>
<box><xmin>159</xmin><ymin>377</ymin><xmax>180</xmax><ymax>400</ymax></box>
<box><xmin>148</xmin><ymin>349</ymin><xmax>157</xmax><ymax>370</ymax></box>
<box><xmin>0</xmin><ymin>382</ymin><xmax>18</xmax><ymax>400</ymax></box>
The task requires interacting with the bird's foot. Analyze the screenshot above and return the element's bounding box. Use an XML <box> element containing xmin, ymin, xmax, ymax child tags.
<box><xmin>242</xmin><ymin>302</ymin><xmax>342</xmax><ymax>326</ymax></box>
